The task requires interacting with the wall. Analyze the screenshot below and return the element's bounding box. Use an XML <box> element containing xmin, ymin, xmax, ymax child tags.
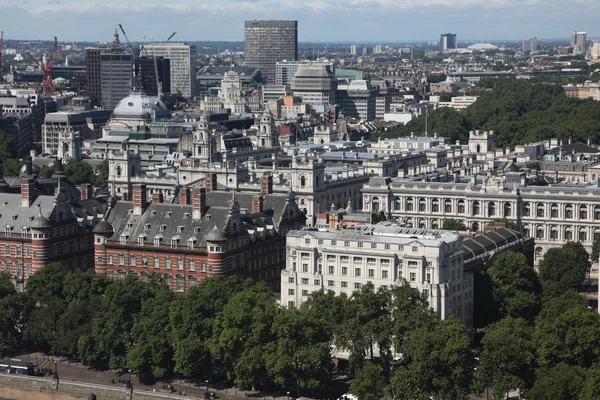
<box><xmin>0</xmin><ymin>374</ymin><xmax>191</xmax><ymax>400</ymax></box>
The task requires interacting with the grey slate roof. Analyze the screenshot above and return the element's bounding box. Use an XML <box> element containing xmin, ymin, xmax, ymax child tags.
<box><xmin>0</xmin><ymin>193</ymin><xmax>57</xmax><ymax>231</ymax></box>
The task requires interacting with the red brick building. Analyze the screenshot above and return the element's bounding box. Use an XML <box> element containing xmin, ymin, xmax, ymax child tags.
<box><xmin>93</xmin><ymin>182</ymin><xmax>305</xmax><ymax>292</ymax></box>
<box><xmin>0</xmin><ymin>158</ymin><xmax>107</xmax><ymax>288</ymax></box>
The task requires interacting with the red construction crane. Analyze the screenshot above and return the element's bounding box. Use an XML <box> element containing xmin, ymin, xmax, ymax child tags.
<box><xmin>26</xmin><ymin>36</ymin><xmax>58</xmax><ymax>96</ymax></box>
<box><xmin>0</xmin><ymin>31</ymin><xmax>4</xmax><ymax>83</ymax></box>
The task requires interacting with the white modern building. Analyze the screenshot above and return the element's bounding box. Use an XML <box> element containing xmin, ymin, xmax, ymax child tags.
<box><xmin>280</xmin><ymin>223</ymin><xmax>473</xmax><ymax>326</ymax></box>
<box><xmin>571</xmin><ymin>31</ymin><xmax>587</xmax><ymax>56</ymax></box>
<box><xmin>291</xmin><ymin>64</ymin><xmax>337</xmax><ymax>107</ymax></box>
<box><xmin>143</xmin><ymin>43</ymin><xmax>198</xmax><ymax>98</ymax></box>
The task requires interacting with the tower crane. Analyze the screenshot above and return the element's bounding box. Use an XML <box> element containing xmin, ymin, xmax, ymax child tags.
<box><xmin>0</xmin><ymin>31</ymin><xmax>4</xmax><ymax>83</ymax></box>
<box><xmin>26</xmin><ymin>36</ymin><xmax>58</xmax><ymax>96</ymax></box>
<box><xmin>140</xmin><ymin>31</ymin><xmax>176</xmax><ymax>98</ymax></box>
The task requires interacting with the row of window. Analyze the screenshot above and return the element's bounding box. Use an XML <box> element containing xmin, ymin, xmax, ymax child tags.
<box><xmin>100</xmin><ymin>254</ymin><xmax>213</xmax><ymax>272</ymax></box>
<box><xmin>3</xmin><ymin>261</ymin><xmax>31</xmax><ymax>278</ymax></box>
<box><xmin>108</xmin><ymin>270</ymin><xmax>196</xmax><ymax>292</ymax></box>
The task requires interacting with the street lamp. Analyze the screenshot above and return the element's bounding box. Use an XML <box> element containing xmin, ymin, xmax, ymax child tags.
<box><xmin>125</xmin><ymin>369</ymin><xmax>133</xmax><ymax>400</ymax></box>
<box><xmin>51</xmin><ymin>360</ymin><xmax>59</xmax><ymax>390</ymax></box>
<box><xmin>206</xmin><ymin>380</ymin><xmax>209</xmax><ymax>391</ymax></box>
<box><xmin>287</xmin><ymin>391</ymin><xmax>290</xmax><ymax>400</ymax></box>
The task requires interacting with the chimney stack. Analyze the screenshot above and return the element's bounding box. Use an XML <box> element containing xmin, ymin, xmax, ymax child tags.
<box><xmin>133</xmin><ymin>184</ymin><xmax>147</xmax><ymax>216</ymax></box>
<box><xmin>23</xmin><ymin>156</ymin><xmax>33</xmax><ymax>177</ymax></box>
<box><xmin>80</xmin><ymin>183</ymin><xmax>93</xmax><ymax>200</ymax></box>
<box><xmin>204</xmin><ymin>173</ymin><xmax>217</xmax><ymax>192</ymax></box>
<box><xmin>192</xmin><ymin>187</ymin><xmax>206</xmax><ymax>220</ymax></box>
<box><xmin>260</xmin><ymin>174</ymin><xmax>273</xmax><ymax>195</ymax></box>
<box><xmin>21</xmin><ymin>177</ymin><xmax>36</xmax><ymax>208</ymax></box>
<box><xmin>179</xmin><ymin>187</ymin><xmax>190</xmax><ymax>205</ymax></box>
<box><xmin>251</xmin><ymin>195</ymin><xmax>263</xmax><ymax>213</ymax></box>
<box><xmin>151</xmin><ymin>192</ymin><xmax>164</xmax><ymax>203</ymax></box>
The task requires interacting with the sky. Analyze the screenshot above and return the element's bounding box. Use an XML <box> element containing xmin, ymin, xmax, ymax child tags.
<box><xmin>0</xmin><ymin>0</ymin><xmax>599</xmax><ymax>43</ymax></box>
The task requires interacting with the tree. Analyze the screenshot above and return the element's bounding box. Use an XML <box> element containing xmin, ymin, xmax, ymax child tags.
<box><xmin>533</xmin><ymin>297</ymin><xmax>600</xmax><ymax>369</ymax></box>
<box><xmin>486</xmin><ymin>252</ymin><xmax>540</xmax><ymax>322</ymax></box>
<box><xmin>0</xmin><ymin>130</ymin><xmax>15</xmax><ymax>160</ymax></box>
<box><xmin>389</xmin><ymin>317</ymin><xmax>474</xmax><ymax>400</ymax></box>
<box><xmin>591</xmin><ymin>236</ymin><xmax>600</xmax><ymax>263</ymax></box>
<box><xmin>527</xmin><ymin>364</ymin><xmax>586</xmax><ymax>400</ymax></box>
<box><xmin>127</xmin><ymin>282</ymin><xmax>176</xmax><ymax>382</ymax></box>
<box><xmin>3</xmin><ymin>158</ymin><xmax>23</xmax><ymax>177</ymax></box>
<box><xmin>390</xmin><ymin>283</ymin><xmax>435</xmax><ymax>354</ymax></box>
<box><xmin>478</xmin><ymin>317</ymin><xmax>536</xmax><ymax>399</ymax></box>
<box><xmin>0</xmin><ymin>272</ymin><xmax>23</xmax><ymax>356</ymax></box>
<box><xmin>580</xmin><ymin>365</ymin><xmax>600</xmax><ymax>400</ymax></box>
<box><xmin>266</xmin><ymin>306</ymin><xmax>332</xmax><ymax>397</ymax></box>
<box><xmin>441</xmin><ymin>219</ymin><xmax>467</xmax><ymax>231</ymax></box>
<box><xmin>349</xmin><ymin>361</ymin><xmax>386</xmax><ymax>400</ymax></box>
<box><xmin>169</xmin><ymin>275</ymin><xmax>250</xmax><ymax>378</ymax></box>
<box><xmin>538</xmin><ymin>241</ymin><xmax>591</xmax><ymax>294</ymax></box>
<box><xmin>64</xmin><ymin>159</ymin><xmax>97</xmax><ymax>185</ymax></box>
<box><xmin>213</xmin><ymin>284</ymin><xmax>277</xmax><ymax>389</ymax></box>
<box><xmin>95</xmin><ymin>159</ymin><xmax>109</xmax><ymax>189</ymax></box>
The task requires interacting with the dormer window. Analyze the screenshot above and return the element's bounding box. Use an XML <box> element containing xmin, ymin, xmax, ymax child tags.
<box><xmin>144</xmin><ymin>224</ymin><xmax>151</xmax><ymax>231</ymax></box>
<box><xmin>166</xmin><ymin>212</ymin><xmax>172</xmax><ymax>218</ymax></box>
<box><xmin>5</xmin><ymin>226</ymin><xmax>11</xmax><ymax>236</ymax></box>
<box><xmin>120</xmin><ymin>235</ymin><xmax>127</xmax><ymax>245</ymax></box>
<box><xmin>177</xmin><ymin>226</ymin><xmax>184</xmax><ymax>233</ymax></box>
<box><xmin>183</xmin><ymin>213</ymin><xmax>190</xmax><ymax>219</ymax></box>
<box><xmin>127</xmin><ymin>209</ymin><xmax>133</xmax><ymax>215</ymax></box>
<box><xmin>127</xmin><ymin>223</ymin><xmax>133</xmax><ymax>229</ymax></box>
<box><xmin>151</xmin><ymin>210</ymin><xmax>157</xmax><ymax>217</ymax></box>
<box><xmin>187</xmin><ymin>239</ymin><xmax>195</xmax><ymax>250</ymax></box>
<box><xmin>159</xmin><ymin>225</ymin><xmax>167</xmax><ymax>232</ymax></box>
<box><xmin>153</xmin><ymin>237</ymin><xmax>161</xmax><ymax>247</ymax></box>
<box><xmin>21</xmin><ymin>227</ymin><xmax>28</xmax><ymax>238</ymax></box>
<box><xmin>138</xmin><ymin>237</ymin><xmax>145</xmax><ymax>246</ymax></box>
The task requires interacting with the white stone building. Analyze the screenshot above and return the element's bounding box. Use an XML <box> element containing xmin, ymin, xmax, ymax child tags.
<box><xmin>280</xmin><ymin>223</ymin><xmax>473</xmax><ymax>327</ymax></box>
<box><xmin>142</xmin><ymin>43</ymin><xmax>198</xmax><ymax>98</ymax></box>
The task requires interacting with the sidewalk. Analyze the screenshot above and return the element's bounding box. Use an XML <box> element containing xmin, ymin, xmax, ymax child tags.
<box><xmin>21</xmin><ymin>353</ymin><xmax>282</xmax><ymax>400</ymax></box>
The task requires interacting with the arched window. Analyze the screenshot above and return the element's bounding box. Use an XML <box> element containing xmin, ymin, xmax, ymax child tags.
<box><xmin>579</xmin><ymin>230</ymin><xmax>588</xmax><ymax>242</ymax></box>
<box><xmin>564</xmin><ymin>229</ymin><xmax>573</xmax><ymax>241</ymax></box>
<box><xmin>457</xmin><ymin>200</ymin><xmax>465</xmax><ymax>214</ymax></box>
<box><xmin>15</xmin><ymin>262</ymin><xmax>22</xmax><ymax>279</ymax></box>
<box><xmin>164</xmin><ymin>274</ymin><xmax>173</xmax><ymax>289</ymax></box>
<box><xmin>432</xmin><ymin>220</ymin><xmax>439</xmax><ymax>229</ymax></box>
<box><xmin>580</xmin><ymin>205</ymin><xmax>588</xmax><ymax>220</ymax></box>
<box><xmin>117</xmin><ymin>269</ymin><xmax>126</xmax><ymax>279</ymax></box>
<box><xmin>130</xmin><ymin>254</ymin><xmax>136</xmax><ymax>267</ymax></box>
<box><xmin>444</xmin><ymin>199</ymin><xmax>452</xmax><ymax>213</ymax></box>
<box><xmin>188</xmin><ymin>275</ymin><xmax>198</xmax><ymax>287</ymax></box>
<box><xmin>551</xmin><ymin>203</ymin><xmax>559</xmax><ymax>218</ymax></box>
<box><xmin>406</xmin><ymin>197</ymin><xmax>414</xmax><ymax>212</ymax></box>
<box><xmin>472</xmin><ymin>222</ymin><xmax>480</xmax><ymax>232</ymax></box>
<box><xmin>595</xmin><ymin>206</ymin><xmax>600</xmax><ymax>220</ymax></box>
<box><xmin>504</xmin><ymin>202</ymin><xmax>511</xmax><ymax>218</ymax></box>
<box><xmin>372</xmin><ymin>197</ymin><xmax>380</xmax><ymax>212</ymax></box>
<box><xmin>300</xmin><ymin>175</ymin><xmax>306</xmax><ymax>187</ymax></box>
<box><xmin>432</xmin><ymin>199</ymin><xmax>439</xmax><ymax>213</ymax></box>
<box><xmin>472</xmin><ymin>201</ymin><xmax>480</xmax><ymax>216</ymax></box>
<box><xmin>565</xmin><ymin>205</ymin><xmax>573</xmax><ymax>219</ymax></box>
<box><xmin>523</xmin><ymin>202</ymin><xmax>531</xmax><ymax>217</ymax></box>
<box><xmin>419</xmin><ymin>198</ymin><xmax>426</xmax><ymax>212</ymax></box>
<box><xmin>536</xmin><ymin>228</ymin><xmax>544</xmax><ymax>240</ymax></box>
<box><xmin>550</xmin><ymin>226</ymin><xmax>558</xmax><ymax>240</ymax></box>
<box><xmin>176</xmin><ymin>274</ymin><xmax>185</xmax><ymax>292</ymax></box>
<box><xmin>116</xmin><ymin>165</ymin><xmax>122</xmax><ymax>177</ymax></box>
<box><xmin>394</xmin><ymin>197</ymin><xmax>401</xmax><ymax>211</ymax></box>
<box><xmin>488</xmin><ymin>202</ymin><xmax>496</xmax><ymax>217</ymax></box>
<box><xmin>536</xmin><ymin>204</ymin><xmax>544</xmax><ymax>218</ymax></box>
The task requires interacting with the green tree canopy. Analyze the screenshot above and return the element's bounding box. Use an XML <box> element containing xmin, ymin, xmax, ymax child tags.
<box><xmin>441</xmin><ymin>219</ymin><xmax>467</xmax><ymax>231</ymax></box>
<box><xmin>479</xmin><ymin>317</ymin><xmax>536</xmax><ymax>399</ymax></box>
<box><xmin>538</xmin><ymin>242</ymin><xmax>591</xmax><ymax>295</ymax></box>
<box><xmin>349</xmin><ymin>361</ymin><xmax>386</xmax><ymax>400</ymax></box>
<box><xmin>0</xmin><ymin>272</ymin><xmax>23</xmax><ymax>356</ymax></box>
<box><xmin>527</xmin><ymin>364</ymin><xmax>586</xmax><ymax>400</ymax></box>
<box><xmin>486</xmin><ymin>252</ymin><xmax>541</xmax><ymax>322</ymax></box>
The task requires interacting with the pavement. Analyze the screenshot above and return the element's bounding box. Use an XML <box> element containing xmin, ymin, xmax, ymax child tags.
<box><xmin>20</xmin><ymin>353</ymin><xmax>283</xmax><ymax>400</ymax></box>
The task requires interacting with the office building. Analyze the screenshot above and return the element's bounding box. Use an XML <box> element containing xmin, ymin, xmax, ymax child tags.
<box><xmin>244</xmin><ymin>20</ymin><xmax>298</xmax><ymax>84</ymax></box>
<box><xmin>571</xmin><ymin>31</ymin><xmax>587</xmax><ymax>55</ymax></box>
<box><xmin>280</xmin><ymin>223</ymin><xmax>473</xmax><ymax>326</ymax></box>
<box><xmin>85</xmin><ymin>48</ymin><xmax>102</xmax><ymax>103</ymax></box>
<box><xmin>523</xmin><ymin>38</ymin><xmax>541</xmax><ymax>53</ymax></box>
<box><xmin>590</xmin><ymin>41</ymin><xmax>600</xmax><ymax>61</ymax></box>
<box><xmin>336</xmin><ymin>80</ymin><xmax>378</xmax><ymax>120</ymax></box>
<box><xmin>143</xmin><ymin>43</ymin><xmax>198</xmax><ymax>98</ymax></box>
<box><xmin>290</xmin><ymin>64</ymin><xmax>337</xmax><ymax>107</ymax></box>
<box><xmin>100</xmin><ymin>50</ymin><xmax>133</xmax><ymax>110</ymax></box>
<box><xmin>261</xmin><ymin>85</ymin><xmax>292</xmax><ymax>103</ymax></box>
<box><xmin>276</xmin><ymin>60</ymin><xmax>334</xmax><ymax>86</ymax></box>
<box><xmin>196</xmin><ymin>66</ymin><xmax>261</xmax><ymax>98</ymax></box>
<box><xmin>373</xmin><ymin>44</ymin><xmax>383</xmax><ymax>54</ymax></box>
<box><xmin>440</xmin><ymin>33</ymin><xmax>458</xmax><ymax>51</ymax></box>
<box><xmin>350</xmin><ymin>45</ymin><xmax>358</xmax><ymax>56</ymax></box>
<box><xmin>134</xmin><ymin>56</ymin><xmax>171</xmax><ymax>96</ymax></box>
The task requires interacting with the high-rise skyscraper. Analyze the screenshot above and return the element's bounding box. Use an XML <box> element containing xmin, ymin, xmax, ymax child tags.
<box><xmin>440</xmin><ymin>33</ymin><xmax>458</xmax><ymax>51</ymax></box>
<box><xmin>571</xmin><ymin>31</ymin><xmax>587</xmax><ymax>55</ymax></box>
<box><xmin>523</xmin><ymin>38</ymin><xmax>541</xmax><ymax>53</ymax></box>
<box><xmin>143</xmin><ymin>43</ymin><xmax>198</xmax><ymax>98</ymax></box>
<box><xmin>135</xmin><ymin>56</ymin><xmax>171</xmax><ymax>96</ymax></box>
<box><xmin>350</xmin><ymin>45</ymin><xmax>358</xmax><ymax>55</ymax></box>
<box><xmin>99</xmin><ymin>30</ymin><xmax>133</xmax><ymax>110</ymax></box>
<box><xmin>85</xmin><ymin>48</ymin><xmax>102</xmax><ymax>103</ymax></box>
<box><xmin>244</xmin><ymin>20</ymin><xmax>298</xmax><ymax>84</ymax></box>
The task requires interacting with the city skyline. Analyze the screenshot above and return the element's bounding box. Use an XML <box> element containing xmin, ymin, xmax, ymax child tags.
<box><xmin>1</xmin><ymin>0</ymin><xmax>600</xmax><ymax>43</ymax></box>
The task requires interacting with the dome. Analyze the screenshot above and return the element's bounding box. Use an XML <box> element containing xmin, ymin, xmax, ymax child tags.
<box><xmin>113</xmin><ymin>91</ymin><xmax>170</xmax><ymax>120</ymax></box>
<box><xmin>93</xmin><ymin>220</ymin><xmax>114</xmax><ymax>236</ymax></box>
<box><xmin>205</xmin><ymin>225</ymin><xmax>227</xmax><ymax>242</ymax></box>
<box><xmin>31</xmin><ymin>215</ymin><xmax>51</xmax><ymax>229</ymax></box>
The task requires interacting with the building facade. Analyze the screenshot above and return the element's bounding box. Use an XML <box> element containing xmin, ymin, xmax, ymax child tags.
<box><xmin>85</xmin><ymin>48</ymin><xmax>102</xmax><ymax>104</ymax></box>
<box><xmin>100</xmin><ymin>50</ymin><xmax>133</xmax><ymax>110</ymax></box>
<box><xmin>143</xmin><ymin>43</ymin><xmax>198</xmax><ymax>98</ymax></box>
<box><xmin>522</xmin><ymin>38</ymin><xmax>541</xmax><ymax>53</ymax></box>
<box><xmin>336</xmin><ymin>80</ymin><xmax>378</xmax><ymax>120</ymax></box>
<box><xmin>280</xmin><ymin>223</ymin><xmax>473</xmax><ymax>327</ymax></box>
<box><xmin>440</xmin><ymin>33</ymin><xmax>457</xmax><ymax>51</ymax></box>
<box><xmin>571</xmin><ymin>31</ymin><xmax>587</xmax><ymax>55</ymax></box>
<box><xmin>291</xmin><ymin>64</ymin><xmax>337</xmax><ymax>107</ymax></box>
<box><xmin>276</xmin><ymin>60</ymin><xmax>334</xmax><ymax>86</ymax></box>
<box><xmin>94</xmin><ymin>184</ymin><xmax>305</xmax><ymax>292</ymax></box>
<box><xmin>134</xmin><ymin>56</ymin><xmax>171</xmax><ymax>96</ymax></box>
<box><xmin>244</xmin><ymin>20</ymin><xmax>298</xmax><ymax>84</ymax></box>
